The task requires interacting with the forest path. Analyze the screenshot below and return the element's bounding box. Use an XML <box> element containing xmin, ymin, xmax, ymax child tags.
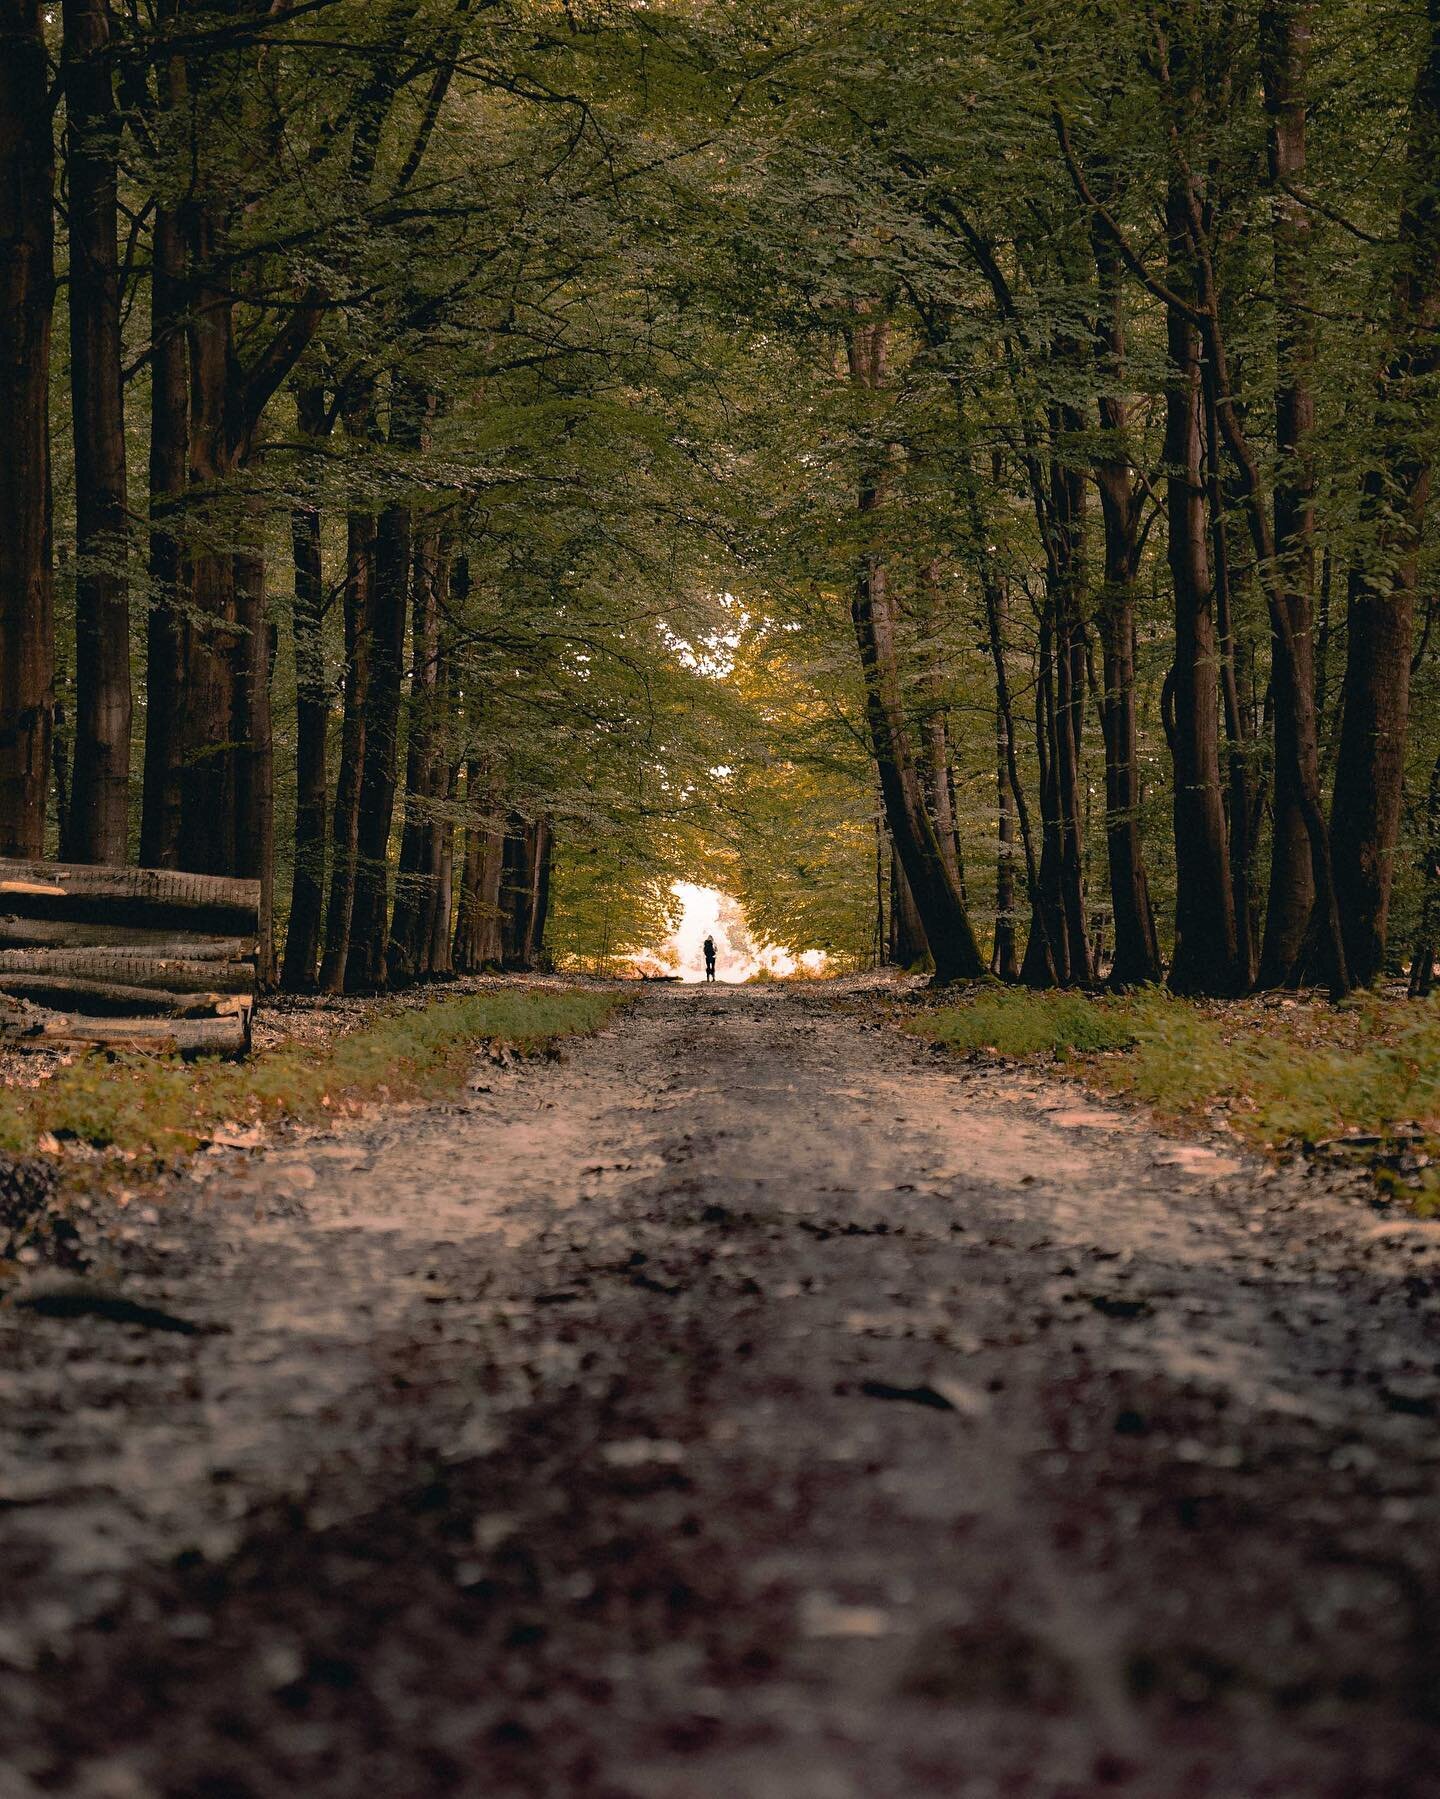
<box><xmin>4</xmin><ymin>982</ymin><xmax>1440</xmax><ymax>1797</ymax></box>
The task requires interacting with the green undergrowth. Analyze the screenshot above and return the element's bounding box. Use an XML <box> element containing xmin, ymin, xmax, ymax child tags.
<box><xmin>0</xmin><ymin>988</ymin><xmax>623</xmax><ymax>1163</ymax></box>
<box><xmin>910</xmin><ymin>987</ymin><xmax>1440</xmax><ymax>1207</ymax></box>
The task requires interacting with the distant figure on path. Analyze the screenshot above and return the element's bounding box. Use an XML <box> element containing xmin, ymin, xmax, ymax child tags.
<box><xmin>703</xmin><ymin>935</ymin><xmax>717</xmax><ymax>982</ymax></box>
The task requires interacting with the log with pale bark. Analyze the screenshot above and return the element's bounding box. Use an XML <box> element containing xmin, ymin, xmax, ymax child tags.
<box><xmin>0</xmin><ymin>1005</ymin><xmax>251</xmax><ymax>1057</ymax></box>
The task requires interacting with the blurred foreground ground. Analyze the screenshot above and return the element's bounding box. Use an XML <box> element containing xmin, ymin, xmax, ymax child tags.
<box><xmin>3</xmin><ymin>981</ymin><xmax>1439</xmax><ymax>1797</ymax></box>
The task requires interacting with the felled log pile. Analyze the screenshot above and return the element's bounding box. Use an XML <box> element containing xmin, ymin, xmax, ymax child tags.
<box><xmin>0</xmin><ymin>861</ymin><xmax>260</xmax><ymax>1056</ymax></box>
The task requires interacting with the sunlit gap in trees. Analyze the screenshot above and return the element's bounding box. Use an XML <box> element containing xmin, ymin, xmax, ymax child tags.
<box><xmin>637</xmin><ymin>882</ymin><xmax>827</xmax><ymax>984</ymax></box>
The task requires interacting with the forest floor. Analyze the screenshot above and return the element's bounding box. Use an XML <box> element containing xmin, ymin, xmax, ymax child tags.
<box><xmin>3</xmin><ymin>978</ymin><xmax>1440</xmax><ymax>1798</ymax></box>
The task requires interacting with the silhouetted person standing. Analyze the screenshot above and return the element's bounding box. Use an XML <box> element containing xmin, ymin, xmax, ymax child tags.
<box><xmin>703</xmin><ymin>935</ymin><xmax>717</xmax><ymax>982</ymax></box>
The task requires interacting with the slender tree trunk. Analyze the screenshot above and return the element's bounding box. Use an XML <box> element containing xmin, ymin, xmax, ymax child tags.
<box><xmin>1258</xmin><ymin>0</ymin><xmax>1323</xmax><ymax>987</ymax></box>
<box><xmin>319</xmin><ymin>382</ymin><xmax>379</xmax><ymax>991</ymax></box>
<box><xmin>63</xmin><ymin>0</ymin><xmax>130</xmax><ymax>863</ymax></box>
<box><xmin>232</xmin><ymin>511</ymin><xmax>275</xmax><ymax>984</ymax></box>
<box><xmin>1408</xmin><ymin>753</ymin><xmax>1440</xmax><ymax>997</ymax></box>
<box><xmin>280</xmin><ymin>383</ymin><xmax>330</xmax><ymax>991</ymax></box>
<box><xmin>525</xmin><ymin>819</ymin><xmax>552</xmax><ymax>969</ymax></box>
<box><xmin>1165</xmin><ymin>190</ymin><xmax>1243</xmax><ymax>997</ymax></box>
<box><xmin>992</xmin><ymin>695</ymin><xmax>1019</xmax><ymax>979</ymax></box>
<box><xmin>454</xmin><ymin>763</ymin><xmax>504</xmax><ymax>973</ymax></box>
<box><xmin>387</xmin><ymin>515</ymin><xmax>444</xmax><ymax>984</ymax></box>
<box><xmin>1089</xmin><ymin>213</ymin><xmax>1161</xmax><ymax>986</ymax></box>
<box><xmin>914</xmin><ymin>561</ymin><xmax>965</xmax><ymax>894</ymax></box>
<box><xmin>966</xmin><ymin>463</ymin><xmax>1049</xmax><ymax>983</ymax></box>
<box><xmin>176</xmin><ymin>200</ymin><xmax>238</xmax><ymax>876</ymax></box>
<box><xmin>319</xmin><ymin>413</ymin><xmax>377</xmax><ymax>991</ymax></box>
<box><xmin>427</xmin><ymin>730</ymin><xmax>458</xmax><ymax>978</ymax></box>
<box><xmin>343</xmin><ymin>501</ymin><xmax>412</xmax><ymax>989</ymax></box>
<box><xmin>1331</xmin><ymin>0</ymin><xmax>1440</xmax><ymax>985</ymax></box>
<box><xmin>499</xmin><ymin>813</ymin><xmax>530</xmax><ymax>969</ymax></box>
<box><xmin>888</xmin><ymin>847</ymin><xmax>928</xmax><ymax>968</ymax></box>
<box><xmin>53</xmin><ymin>692</ymin><xmax>72</xmax><ymax>857</ymax></box>
<box><xmin>1092</xmin><ymin>530</ymin><xmax>1160</xmax><ymax>985</ymax></box>
<box><xmin>846</xmin><ymin>316</ymin><xmax>985</xmax><ymax>984</ymax></box>
<box><xmin>1021</xmin><ymin>616</ymin><xmax>1073</xmax><ymax>985</ymax></box>
<box><xmin>1204</xmin><ymin>378</ymin><xmax>1260</xmax><ymax>987</ymax></box>
<box><xmin>140</xmin><ymin>198</ymin><xmax>188</xmax><ymax>869</ymax></box>
<box><xmin>1051</xmin><ymin>441</ymin><xmax>1093</xmax><ymax>984</ymax></box>
<box><xmin>0</xmin><ymin>0</ymin><xmax>55</xmax><ymax>856</ymax></box>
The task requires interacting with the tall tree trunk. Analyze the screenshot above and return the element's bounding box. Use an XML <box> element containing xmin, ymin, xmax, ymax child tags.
<box><xmin>992</xmin><ymin>696</ymin><xmax>1019</xmax><ymax>980</ymax></box>
<box><xmin>320</xmin><ymin>499</ymin><xmax>375</xmax><ymax>991</ymax></box>
<box><xmin>0</xmin><ymin>0</ymin><xmax>55</xmax><ymax>856</ymax></box>
<box><xmin>427</xmin><ymin>732</ymin><xmax>458</xmax><ymax>979</ymax></box>
<box><xmin>280</xmin><ymin>383</ymin><xmax>330</xmax><ymax>991</ymax></box>
<box><xmin>1408</xmin><ymin>752</ymin><xmax>1440</xmax><ymax>997</ymax></box>
<box><xmin>233</xmin><ymin>511</ymin><xmax>275</xmax><ymax>984</ymax></box>
<box><xmin>1331</xmin><ymin>0</ymin><xmax>1440</xmax><ymax>985</ymax></box>
<box><xmin>343</xmin><ymin>383</ymin><xmax>422</xmax><ymax>989</ymax></box>
<box><xmin>1204</xmin><ymin>378</ymin><xmax>1260</xmax><ymax>987</ymax></box>
<box><xmin>140</xmin><ymin>199</ymin><xmax>188</xmax><ymax>869</ymax></box>
<box><xmin>1258</xmin><ymin>0</ymin><xmax>1322</xmax><ymax>986</ymax></box>
<box><xmin>387</xmin><ymin>514</ymin><xmax>444</xmax><ymax>984</ymax></box>
<box><xmin>63</xmin><ymin>0</ymin><xmax>131</xmax><ymax>863</ymax></box>
<box><xmin>176</xmin><ymin>200</ymin><xmax>239</xmax><ymax>876</ymax></box>
<box><xmin>846</xmin><ymin>315</ymin><xmax>985</xmax><ymax>984</ymax></box>
<box><xmin>1165</xmin><ymin>190</ymin><xmax>1243</xmax><ymax>997</ymax></box>
<box><xmin>1050</xmin><ymin>438</ymin><xmax>1093</xmax><ymax>984</ymax></box>
<box><xmin>1089</xmin><ymin>212</ymin><xmax>1161</xmax><ymax>986</ymax></box>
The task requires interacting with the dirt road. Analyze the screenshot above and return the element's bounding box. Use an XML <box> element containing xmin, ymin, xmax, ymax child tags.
<box><xmin>4</xmin><ymin>982</ymin><xmax>1440</xmax><ymax>1798</ymax></box>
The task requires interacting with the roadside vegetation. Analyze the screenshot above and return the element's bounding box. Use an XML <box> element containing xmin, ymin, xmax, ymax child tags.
<box><xmin>0</xmin><ymin>989</ymin><xmax>622</xmax><ymax>1167</ymax></box>
<box><xmin>911</xmin><ymin>990</ymin><xmax>1440</xmax><ymax>1209</ymax></box>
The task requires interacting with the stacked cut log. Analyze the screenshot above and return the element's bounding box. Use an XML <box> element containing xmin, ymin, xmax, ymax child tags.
<box><xmin>0</xmin><ymin>861</ymin><xmax>260</xmax><ymax>1056</ymax></box>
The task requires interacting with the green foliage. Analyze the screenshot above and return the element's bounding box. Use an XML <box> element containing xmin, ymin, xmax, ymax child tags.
<box><xmin>0</xmin><ymin>990</ymin><xmax>622</xmax><ymax>1160</ymax></box>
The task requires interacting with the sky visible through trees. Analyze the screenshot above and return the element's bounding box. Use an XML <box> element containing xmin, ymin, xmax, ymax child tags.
<box><xmin>1</xmin><ymin>0</ymin><xmax>1438</xmax><ymax>999</ymax></box>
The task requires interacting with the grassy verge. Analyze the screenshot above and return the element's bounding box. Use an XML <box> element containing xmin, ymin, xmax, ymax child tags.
<box><xmin>0</xmin><ymin>987</ymin><xmax>623</xmax><ymax>1164</ymax></box>
<box><xmin>909</xmin><ymin>987</ymin><xmax>1440</xmax><ymax>1208</ymax></box>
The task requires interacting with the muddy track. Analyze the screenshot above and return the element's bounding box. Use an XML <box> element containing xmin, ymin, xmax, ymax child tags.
<box><xmin>3</xmin><ymin>982</ymin><xmax>1440</xmax><ymax>1798</ymax></box>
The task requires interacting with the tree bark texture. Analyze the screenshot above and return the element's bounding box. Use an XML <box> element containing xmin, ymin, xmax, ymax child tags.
<box><xmin>319</xmin><ymin>385</ymin><xmax>379</xmax><ymax>992</ymax></box>
<box><xmin>888</xmin><ymin>849</ymin><xmax>928</xmax><ymax>968</ymax></box>
<box><xmin>1258</xmin><ymin>0</ymin><xmax>1323</xmax><ymax>986</ymax></box>
<box><xmin>63</xmin><ymin>0</ymin><xmax>131</xmax><ymax>864</ymax></box>
<box><xmin>140</xmin><ymin>193</ymin><xmax>188</xmax><ymax>869</ymax></box>
<box><xmin>232</xmin><ymin>522</ymin><xmax>275</xmax><ymax>984</ymax></box>
<box><xmin>280</xmin><ymin>384</ymin><xmax>330</xmax><ymax>991</ymax></box>
<box><xmin>1164</xmin><ymin>191</ymin><xmax>1243</xmax><ymax>998</ymax></box>
<box><xmin>1090</xmin><ymin>227</ymin><xmax>1162</xmax><ymax>986</ymax></box>
<box><xmin>1330</xmin><ymin>0</ymin><xmax>1440</xmax><ymax>985</ymax></box>
<box><xmin>453</xmin><ymin>763</ymin><xmax>505</xmax><ymax>973</ymax></box>
<box><xmin>0</xmin><ymin>0</ymin><xmax>56</xmax><ymax>857</ymax></box>
<box><xmin>387</xmin><ymin>515</ymin><xmax>446</xmax><ymax>984</ymax></box>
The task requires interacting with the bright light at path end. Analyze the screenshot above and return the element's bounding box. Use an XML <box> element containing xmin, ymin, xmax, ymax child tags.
<box><xmin>665</xmin><ymin>882</ymin><xmax>824</xmax><ymax>983</ymax></box>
